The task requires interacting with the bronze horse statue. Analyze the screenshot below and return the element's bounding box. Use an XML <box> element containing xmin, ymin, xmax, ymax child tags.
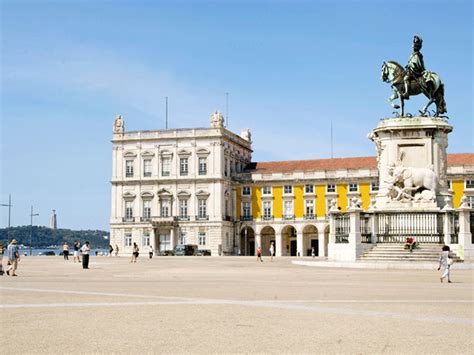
<box><xmin>381</xmin><ymin>61</ymin><xmax>447</xmax><ymax>117</ymax></box>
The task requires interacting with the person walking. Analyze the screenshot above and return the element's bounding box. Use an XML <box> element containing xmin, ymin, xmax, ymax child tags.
<box><xmin>62</xmin><ymin>242</ymin><xmax>69</xmax><ymax>261</ymax></box>
<box><xmin>131</xmin><ymin>242</ymin><xmax>139</xmax><ymax>263</ymax></box>
<box><xmin>73</xmin><ymin>240</ymin><xmax>81</xmax><ymax>263</ymax></box>
<box><xmin>81</xmin><ymin>241</ymin><xmax>91</xmax><ymax>269</ymax></box>
<box><xmin>311</xmin><ymin>247</ymin><xmax>316</xmax><ymax>258</ymax></box>
<box><xmin>114</xmin><ymin>244</ymin><xmax>119</xmax><ymax>257</ymax></box>
<box><xmin>256</xmin><ymin>246</ymin><xmax>263</xmax><ymax>262</ymax></box>
<box><xmin>108</xmin><ymin>244</ymin><xmax>114</xmax><ymax>257</ymax></box>
<box><xmin>6</xmin><ymin>239</ymin><xmax>20</xmax><ymax>276</ymax></box>
<box><xmin>438</xmin><ymin>245</ymin><xmax>452</xmax><ymax>283</ymax></box>
<box><xmin>0</xmin><ymin>243</ymin><xmax>5</xmax><ymax>275</ymax></box>
<box><xmin>148</xmin><ymin>245</ymin><xmax>154</xmax><ymax>259</ymax></box>
<box><xmin>269</xmin><ymin>242</ymin><xmax>275</xmax><ymax>262</ymax></box>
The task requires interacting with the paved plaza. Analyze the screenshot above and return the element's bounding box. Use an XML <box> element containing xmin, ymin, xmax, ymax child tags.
<box><xmin>1</xmin><ymin>256</ymin><xmax>473</xmax><ymax>354</ymax></box>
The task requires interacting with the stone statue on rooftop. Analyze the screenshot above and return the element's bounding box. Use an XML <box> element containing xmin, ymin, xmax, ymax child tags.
<box><xmin>210</xmin><ymin>110</ymin><xmax>225</xmax><ymax>128</ymax></box>
<box><xmin>113</xmin><ymin>115</ymin><xmax>124</xmax><ymax>134</ymax></box>
<box><xmin>381</xmin><ymin>35</ymin><xmax>447</xmax><ymax>117</ymax></box>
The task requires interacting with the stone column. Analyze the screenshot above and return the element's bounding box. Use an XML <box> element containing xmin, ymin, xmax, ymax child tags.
<box><xmin>349</xmin><ymin>208</ymin><xmax>362</xmax><ymax>246</ymax></box>
<box><xmin>318</xmin><ymin>227</ymin><xmax>326</xmax><ymax>257</ymax></box>
<box><xmin>170</xmin><ymin>227</ymin><xmax>175</xmax><ymax>251</ymax></box>
<box><xmin>276</xmin><ymin>232</ymin><xmax>283</xmax><ymax>257</ymax></box>
<box><xmin>255</xmin><ymin>232</ymin><xmax>261</xmax><ymax>256</ymax></box>
<box><xmin>296</xmin><ymin>230</ymin><xmax>304</xmax><ymax>257</ymax></box>
<box><xmin>457</xmin><ymin>205</ymin><xmax>472</xmax><ymax>260</ymax></box>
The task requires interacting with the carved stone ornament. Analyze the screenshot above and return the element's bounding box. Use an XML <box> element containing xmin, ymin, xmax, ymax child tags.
<box><xmin>240</xmin><ymin>128</ymin><xmax>252</xmax><ymax>143</ymax></box>
<box><xmin>384</xmin><ymin>162</ymin><xmax>437</xmax><ymax>202</ymax></box>
<box><xmin>367</xmin><ymin>132</ymin><xmax>384</xmax><ymax>170</ymax></box>
<box><xmin>210</xmin><ymin>110</ymin><xmax>224</xmax><ymax>128</ymax></box>
<box><xmin>460</xmin><ymin>195</ymin><xmax>469</xmax><ymax>208</ymax></box>
<box><xmin>114</xmin><ymin>115</ymin><xmax>124</xmax><ymax>134</ymax></box>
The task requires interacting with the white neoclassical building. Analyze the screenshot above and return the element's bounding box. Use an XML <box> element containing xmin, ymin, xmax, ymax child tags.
<box><xmin>109</xmin><ymin>112</ymin><xmax>252</xmax><ymax>255</ymax></box>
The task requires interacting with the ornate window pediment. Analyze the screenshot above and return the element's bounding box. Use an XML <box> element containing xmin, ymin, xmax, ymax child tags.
<box><xmin>178</xmin><ymin>149</ymin><xmax>191</xmax><ymax>157</ymax></box>
<box><xmin>140</xmin><ymin>191</ymin><xmax>154</xmax><ymax>199</ymax></box>
<box><xmin>157</xmin><ymin>188</ymin><xmax>173</xmax><ymax>198</ymax></box>
<box><xmin>177</xmin><ymin>190</ymin><xmax>191</xmax><ymax>198</ymax></box>
<box><xmin>160</xmin><ymin>150</ymin><xmax>173</xmax><ymax>157</ymax></box>
<box><xmin>122</xmin><ymin>191</ymin><xmax>136</xmax><ymax>199</ymax></box>
<box><xmin>196</xmin><ymin>148</ymin><xmax>210</xmax><ymax>157</ymax></box>
<box><xmin>124</xmin><ymin>151</ymin><xmax>137</xmax><ymax>158</ymax></box>
<box><xmin>141</xmin><ymin>151</ymin><xmax>155</xmax><ymax>157</ymax></box>
<box><xmin>196</xmin><ymin>189</ymin><xmax>210</xmax><ymax>198</ymax></box>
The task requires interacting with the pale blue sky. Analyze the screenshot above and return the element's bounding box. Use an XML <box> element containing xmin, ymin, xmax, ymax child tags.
<box><xmin>1</xmin><ymin>0</ymin><xmax>472</xmax><ymax>230</ymax></box>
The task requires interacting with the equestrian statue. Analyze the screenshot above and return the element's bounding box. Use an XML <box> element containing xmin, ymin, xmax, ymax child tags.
<box><xmin>381</xmin><ymin>35</ymin><xmax>447</xmax><ymax>117</ymax></box>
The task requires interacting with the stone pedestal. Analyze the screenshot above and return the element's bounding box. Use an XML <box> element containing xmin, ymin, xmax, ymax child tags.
<box><xmin>369</xmin><ymin>117</ymin><xmax>453</xmax><ymax>210</ymax></box>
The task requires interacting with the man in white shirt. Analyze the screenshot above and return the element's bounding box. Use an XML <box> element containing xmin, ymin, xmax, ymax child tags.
<box><xmin>81</xmin><ymin>241</ymin><xmax>91</xmax><ymax>269</ymax></box>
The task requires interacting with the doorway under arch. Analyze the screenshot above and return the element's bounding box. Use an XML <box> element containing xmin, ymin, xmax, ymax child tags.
<box><xmin>240</xmin><ymin>226</ymin><xmax>255</xmax><ymax>256</ymax></box>
<box><xmin>303</xmin><ymin>224</ymin><xmax>318</xmax><ymax>256</ymax></box>
<box><xmin>281</xmin><ymin>225</ymin><xmax>297</xmax><ymax>256</ymax></box>
<box><xmin>260</xmin><ymin>226</ymin><xmax>276</xmax><ymax>256</ymax></box>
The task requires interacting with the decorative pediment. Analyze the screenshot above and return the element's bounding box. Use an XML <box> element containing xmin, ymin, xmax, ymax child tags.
<box><xmin>122</xmin><ymin>191</ymin><xmax>136</xmax><ymax>199</ymax></box>
<box><xmin>124</xmin><ymin>151</ymin><xmax>137</xmax><ymax>158</ymax></box>
<box><xmin>177</xmin><ymin>149</ymin><xmax>191</xmax><ymax>157</ymax></box>
<box><xmin>160</xmin><ymin>150</ymin><xmax>173</xmax><ymax>157</ymax></box>
<box><xmin>177</xmin><ymin>190</ymin><xmax>191</xmax><ymax>198</ymax></box>
<box><xmin>140</xmin><ymin>191</ymin><xmax>154</xmax><ymax>199</ymax></box>
<box><xmin>157</xmin><ymin>188</ymin><xmax>172</xmax><ymax>197</ymax></box>
<box><xmin>141</xmin><ymin>151</ymin><xmax>155</xmax><ymax>157</ymax></box>
<box><xmin>196</xmin><ymin>189</ymin><xmax>210</xmax><ymax>197</ymax></box>
<box><xmin>196</xmin><ymin>148</ymin><xmax>210</xmax><ymax>157</ymax></box>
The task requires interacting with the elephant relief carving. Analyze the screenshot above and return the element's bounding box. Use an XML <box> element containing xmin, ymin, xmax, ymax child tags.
<box><xmin>386</xmin><ymin>165</ymin><xmax>437</xmax><ymax>202</ymax></box>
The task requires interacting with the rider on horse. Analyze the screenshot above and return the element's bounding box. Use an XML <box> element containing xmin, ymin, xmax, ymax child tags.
<box><xmin>403</xmin><ymin>35</ymin><xmax>426</xmax><ymax>98</ymax></box>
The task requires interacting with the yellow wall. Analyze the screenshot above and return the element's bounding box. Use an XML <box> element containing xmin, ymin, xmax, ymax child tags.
<box><xmin>273</xmin><ymin>186</ymin><xmax>282</xmax><ymax>218</ymax></box>
<box><xmin>315</xmin><ymin>185</ymin><xmax>326</xmax><ymax>217</ymax></box>
<box><xmin>294</xmin><ymin>185</ymin><xmax>304</xmax><ymax>218</ymax></box>
<box><xmin>235</xmin><ymin>187</ymin><xmax>241</xmax><ymax>219</ymax></box>
<box><xmin>359</xmin><ymin>183</ymin><xmax>371</xmax><ymax>210</ymax></box>
<box><xmin>252</xmin><ymin>186</ymin><xmax>261</xmax><ymax>218</ymax></box>
<box><xmin>452</xmin><ymin>180</ymin><xmax>464</xmax><ymax>208</ymax></box>
<box><xmin>337</xmin><ymin>184</ymin><xmax>348</xmax><ymax>212</ymax></box>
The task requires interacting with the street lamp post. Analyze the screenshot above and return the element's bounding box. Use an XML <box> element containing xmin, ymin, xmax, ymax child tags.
<box><xmin>29</xmin><ymin>206</ymin><xmax>39</xmax><ymax>256</ymax></box>
<box><xmin>1</xmin><ymin>194</ymin><xmax>12</xmax><ymax>240</ymax></box>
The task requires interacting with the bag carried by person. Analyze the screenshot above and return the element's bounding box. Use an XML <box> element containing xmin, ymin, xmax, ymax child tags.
<box><xmin>447</xmin><ymin>257</ymin><xmax>454</xmax><ymax>266</ymax></box>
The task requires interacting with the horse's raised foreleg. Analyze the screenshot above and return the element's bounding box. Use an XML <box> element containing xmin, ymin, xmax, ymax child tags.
<box><xmin>388</xmin><ymin>89</ymin><xmax>400</xmax><ymax>109</ymax></box>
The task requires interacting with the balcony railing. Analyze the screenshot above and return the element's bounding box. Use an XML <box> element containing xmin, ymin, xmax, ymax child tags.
<box><xmin>283</xmin><ymin>214</ymin><xmax>295</xmax><ymax>220</ymax></box>
<box><xmin>122</xmin><ymin>217</ymin><xmax>135</xmax><ymax>222</ymax></box>
<box><xmin>261</xmin><ymin>215</ymin><xmax>274</xmax><ymax>221</ymax></box>
<box><xmin>304</xmin><ymin>214</ymin><xmax>316</xmax><ymax>220</ymax></box>
<box><xmin>140</xmin><ymin>217</ymin><xmax>151</xmax><ymax>222</ymax></box>
<box><xmin>241</xmin><ymin>215</ymin><xmax>253</xmax><ymax>221</ymax></box>
<box><xmin>196</xmin><ymin>215</ymin><xmax>209</xmax><ymax>221</ymax></box>
<box><xmin>178</xmin><ymin>216</ymin><xmax>190</xmax><ymax>221</ymax></box>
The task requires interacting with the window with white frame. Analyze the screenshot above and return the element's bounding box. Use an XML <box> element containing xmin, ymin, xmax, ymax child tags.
<box><xmin>371</xmin><ymin>181</ymin><xmax>379</xmax><ymax>192</ymax></box>
<box><xmin>349</xmin><ymin>183</ymin><xmax>358</xmax><ymax>192</ymax></box>
<box><xmin>305</xmin><ymin>184</ymin><xmax>314</xmax><ymax>193</ymax></box>
<box><xmin>327</xmin><ymin>184</ymin><xmax>336</xmax><ymax>193</ymax></box>
<box><xmin>284</xmin><ymin>200</ymin><xmax>293</xmax><ymax>217</ymax></box>
<box><xmin>284</xmin><ymin>185</ymin><xmax>293</xmax><ymax>194</ymax></box>
<box><xmin>263</xmin><ymin>201</ymin><xmax>272</xmax><ymax>219</ymax></box>
<box><xmin>466</xmin><ymin>180</ymin><xmax>474</xmax><ymax>189</ymax></box>
<box><xmin>467</xmin><ymin>196</ymin><xmax>474</xmax><ymax>208</ymax></box>
<box><xmin>124</xmin><ymin>233</ymin><xmax>132</xmax><ymax>247</ymax></box>
<box><xmin>242</xmin><ymin>186</ymin><xmax>251</xmax><ymax>195</ymax></box>
<box><xmin>180</xmin><ymin>158</ymin><xmax>188</xmax><ymax>176</ymax></box>
<box><xmin>161</xmin><ymin>199</ymin><xmax>170</xmax><ymax>217</ymax></box>
<box><xmin>142</xmin><ymin>200</ymin><xmax>151</xmax><ymax>218</ymax></box>
<box><xmin>179</xmin><ymin>231</ymin><xmax>187</xmax><ymax>245</ymax></box>
<box><xmin>198</xmin><ymin>199</ymin><xmax>207</xmax><ymax>219</ymax></box>
<box><xmin>142</xmin><ymin>232</ymin><xmax>150</xmax><ymax>246</ymax></box>
<box><xmin>198</xmin><ymin>232</ymin><xmax>206</xmax><ymax>246</ymax></box>
<box><xmin>243</xmin><ymin>201</ymin><xmax>251</xmax><ymax>218</ymax></box>
<box><xmin>198</xmin><ymin>157</ymin><xmax>207</xmax><ymax>175</ymax></box>
<box><xmin>263</xmin><ymin>186</ymin><xmax>272</xmax><ymax>195</ymax></box>
<box><xmin>125</xmin><ymin>201</ymin><xmax>133</xmax><ymax>220</ymax></box>
<box><xmin>143</xmin><ymin>159</ymin><xmax>152</xmax><ymax>177</ymax></box>
<box><xmin>179</xmin><ymin>199</ymin><xmax>188</xmax><ymax>219</ymax></box>
<box><xmin>125</xmin><ymin>160</ymin><xmax>134</xmax><ymax>177</ymax></box>
<box><xmin>305</xmin><ymin>199</ymin><xmax>314</xmax><ymax>216</ymax></box>
<box><xmin>161</xmin><ymin>157</ymin><xmax>171</xmax><ymax>176</ymax></box>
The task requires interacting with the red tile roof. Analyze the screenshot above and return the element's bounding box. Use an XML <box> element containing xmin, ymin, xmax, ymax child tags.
<box><xmin>249</xmin><ymin>153</ymin><xmax>473</xmax><ymax>173</ymax></box>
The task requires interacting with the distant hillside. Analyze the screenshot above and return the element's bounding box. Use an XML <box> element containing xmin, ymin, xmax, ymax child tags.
<box><xmin>0</xmin><ymin>226</ymin><xmax>109</xmax><ymax>248</ymax></box>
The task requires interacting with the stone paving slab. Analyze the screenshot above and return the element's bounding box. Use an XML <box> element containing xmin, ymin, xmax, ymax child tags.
<box><xmin>293</xmin><ymin>260</ymin><xmax>474</xmax><ymax>270</ymax></box>
<box><xmin>1</xmin><ymin>256</ymin><xmax>473</xmax><ymax>354</ymax></box>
